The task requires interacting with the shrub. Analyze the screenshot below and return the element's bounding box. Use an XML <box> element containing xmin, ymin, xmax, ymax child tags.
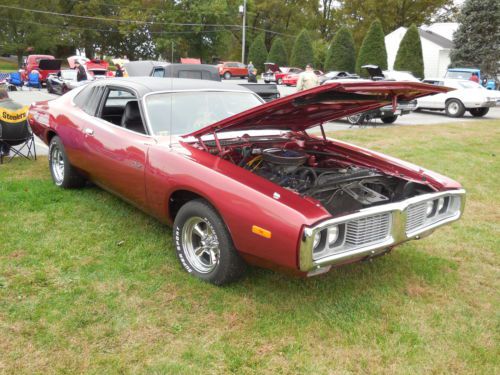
<box><xmin>267</xmin><ymin>37</ymin><xmax>288</xmax><ymax>67</ymax></box>
<box><xmin>394</xmin><ymin>24</ymin><xmax>424</xmax><ymax>78</ymax></box>
<box><xmin>248</xmin><ymin>33</ymin><xmax>268</xmax><ymax>73</ymax></box>
<box><xmin>290</xmin><ymin>29</ymin><xmax>314</xmax><ymax>69</ymax></box>
<box><xmin>324</xmin><ymin>27</ymin><xmax>356</xmax><ymax>73</ymax></box>
<box><xmin>356</xmin><ymin>19</ymin><xmax>388</xmax><ymax>76</ymax></box>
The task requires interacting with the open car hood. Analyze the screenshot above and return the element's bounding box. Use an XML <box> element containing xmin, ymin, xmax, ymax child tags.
<box><xmin>264</xmin><ymin>62</ymin><xmax>280</xmax><ymax>72</ymax></box>
<box><xmin>38</xmin><ymin>59</ymin><xmax>61</xmax><ymax>71</ymax></box>
<box><xmin>362</xmin><ymin>65</ymin><xmax>384</xmax><ymax>80</ymax></box>
<box><xmin>184</xmin><ymin>81</ymin><xmax>451</xmax><ymax>138</ymax></box>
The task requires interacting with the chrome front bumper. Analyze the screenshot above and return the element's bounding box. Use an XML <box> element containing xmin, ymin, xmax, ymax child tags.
<box><xmin>299</xmin><ymin>189</ymin><xmax>466</xmax><ymax>273</ymax></box>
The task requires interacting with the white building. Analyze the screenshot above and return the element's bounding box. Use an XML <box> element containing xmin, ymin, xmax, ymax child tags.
<box><xmin>385</xmin><ymin>23</ymin><xmax>458</xmax><ymax>79</ymax></box>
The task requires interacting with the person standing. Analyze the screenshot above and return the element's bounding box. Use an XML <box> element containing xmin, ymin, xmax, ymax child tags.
<box><xmin>247</xmin><ymin>61</ymin><xmax>255</xmax><ymax>76</ymax></box>
<box><xmin>115</xmin><ymin>63</ymin><xmax>124</xmax><ymax>77</ymax></box>
<box><xmin>0</xmin><ymin>88</ymin><xmax>28</xmax><ymax>157</ymax></box>
<box><xmin>75</xmin><ymin>60</ymin><xmax>88</xmax><ymax>82</ymax></box>
<box><xmin>296</xmin><ymin>63</ymin><xmax>319</xmax><ymax>91</ymax></box>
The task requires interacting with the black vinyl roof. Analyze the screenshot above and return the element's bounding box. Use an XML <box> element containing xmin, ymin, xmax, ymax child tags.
<box><xmin>91</xmin><ymin>77</ymin><xmax>252</xmax><ymax>98</ymax></box>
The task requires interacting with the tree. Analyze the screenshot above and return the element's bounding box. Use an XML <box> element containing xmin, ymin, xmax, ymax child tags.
<box><xmin>355</xmin><ymin>20</ymin><xmax>387</xmax><ymax>75</ymax></box>
<box><xmin>0</xmin><ymin>0</ymin><xmax>56</xmax><ymax>66</ymax></box>
<box><xmin>450</xmin><ymin>0</ymin><xmax>500</xmax><ymax>77</ymax></box>
<box><xmin>290</xmin><ymin>29</ymin><xmax>314</xmax><ymax>68</ymax></box>
<box><xmin>324</xmin><ymin>26</ymin><xmax>356</xmax><ymax>72</ymax></box>
<box><xmin>267</xmin><ymin>37</ymin><xmax>288</xmax><ymax>66</ymax></box>
<box><xmin>312</xmin><ymin>39</ymin><xmax>328</xmax><ymax>71</ymax></box>
<box><xmin>394</xmin><ymin>24</ymin><xmax>424</xmax><ymax>78</ymax></box>
<box><xmin>335</xmin><ymin>0</ymin><xmax>455</xmax><ymax>47</ymax></box>
<box><xmin>248</xmin><ymin>33</ymin><xmax>268</xmax><ymax>72</ymax></box>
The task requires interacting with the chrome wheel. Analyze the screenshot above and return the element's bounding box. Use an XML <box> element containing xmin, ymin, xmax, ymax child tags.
<box><xmin>50</xmin><ymin>146</ymin><xmax>64</xmax><ymax>185</ymax></box>
<box><xmin>448</xmin><ymin>102</ymin><xmax>459</xmax><ymax>115</ymax></box>
<box><xmin>182</xmin><ymin>216</ymin><xmax>220</xmax><ymax>273</ymax></box>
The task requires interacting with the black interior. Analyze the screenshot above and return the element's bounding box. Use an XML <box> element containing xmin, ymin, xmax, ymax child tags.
<box><xmin>99</xmin><ymin>90</ymin><xmax>147</xmax><ymax>134</ymax></box>
<box><xmin>121</xmin><ymin>101</ymin><xmax>146</xmax><ymax>134</ymax></box>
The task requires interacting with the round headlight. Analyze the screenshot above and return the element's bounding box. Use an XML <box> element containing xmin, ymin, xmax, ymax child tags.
<box><xmin>327</xmin><ymin>226</ymin><xmax>339</xmax><ymax>246</ymax></box>
<box><xmin>437</xmin><ymin>197</ymin><xmax>445</xmax><ymax>213</ymax></box>
<box><xmin>313</xmin><ymin>232</ymin><xmax>322</xmax><ymax>249</ymax></box>
<box><xmin>426</xmin><ymin>200</ymin><xmax>434</xmax><ymax>217</ymax></box>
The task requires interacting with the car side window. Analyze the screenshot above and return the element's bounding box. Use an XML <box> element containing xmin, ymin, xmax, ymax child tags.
<box><xmin>98</xmin><ymin>88</ymin><xmax>147</xmax><ymax>134</ymax></box>
<box><xmin>73</xmin><ymin>86</ymin><xmax>93</xmax><ymax>110</ymax></box>
<box><xmin>152</xmin><ymin>68</ymin><xmax>164</xmax><ymax>77</ymax></box>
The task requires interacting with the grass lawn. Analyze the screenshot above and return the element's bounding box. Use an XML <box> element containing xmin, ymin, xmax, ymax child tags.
<box><xmin>0</xmin><ymin>121</ymin><xmax>498</xmax><ymax>374</ymax></box>
<box><xmin>0</xmin><ymin>59</ymin><xmax>18</xmax><ymax>73</ymax></box>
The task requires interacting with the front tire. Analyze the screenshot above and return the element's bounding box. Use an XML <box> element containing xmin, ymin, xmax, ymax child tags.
<box><xmin>445</xmin><ymin>99</ymin><xmax>465</xmax><ymax>117</ymax></box>
<box><xmin>347</xmin><ymin>113</ymin><xmax>365</xmax><ymax>125</ymax></box>
<box><xmin>469</xmin><ymin>107</ymin><xmax>489</xmax><ymax>117</ymax></box>
<box><xmin>277</xmin><ymin>78</ymin><xmax>283</xmax><ymax>85</ymax></box>
<box><xmin>381</xmin><ymin>115</ymin><xmax>398</xmax><ymax>124</ymax></box>
<box><xmin>173</xmin><ymin>199</ymin><xmax>246</xmax><ymax>285</ymax></box>
<box><xmin>48</xmin><ymin>136</ymin><xmax>86</xmax><ymax>188</ymax></box>
<box><xmin>223</xmin><ymin>72</ymin><xmax>231</xmax><ymax>80</ymax></box>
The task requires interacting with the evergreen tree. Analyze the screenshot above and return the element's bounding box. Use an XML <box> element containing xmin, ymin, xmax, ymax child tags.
<box><xmin>394</xmin><ymin>24</ymin><xmax>424</xmax><ymax>78</ymax></box>
<box><xmin>450</xmin><ymin>0</ymin><xmax>500</xmax><ymax>77</ymax></box>
<box><xmin>290</xmin><ymin>29</ymin><xmax>314</xmax><ymax>68</ymax></box>
<box><xmin>267</xmin><ymin>37</ymin><xmax>288</xmax><ymax>67</ymax></box>
<box><xmin>248</xmin><ymin>34</ymin><xmax>268</xmax><ymax>73</ymax></box>
<box><xmin>324</xmin><ymin>27</ymin><xmax>356</xmax><ymax>72</ymax></box>
<box><xmin>355</xmin><ymin>20</ymin><xmax>388</xmax><ymax>76</ymax></box>
<box><xmin>312</xmin><ymin>39</ymin><xmax>328</xmax><ymax>71</ymax></box>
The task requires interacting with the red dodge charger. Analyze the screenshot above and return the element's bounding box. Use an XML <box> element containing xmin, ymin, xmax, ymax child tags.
<box><xmin>29</xmin><ymin>78</ymin><xmax>465</xmax><ymax>284</ymax></box>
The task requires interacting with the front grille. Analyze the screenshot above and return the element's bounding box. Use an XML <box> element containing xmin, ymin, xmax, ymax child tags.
<box><xmin>406</xmin><ymin>202</ymin><xmax>428</xmax><ymax>233</ymax></box>
<box><xmin>345</xmin><ymin>213</ymin><xmax>391</xmax><ymax>246</ymax></box>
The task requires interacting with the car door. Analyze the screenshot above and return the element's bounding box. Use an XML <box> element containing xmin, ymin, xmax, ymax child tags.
<box><xmin>418</xmin><ymin>80</ymin><xmax>446</xmax><ymax>109</ymax></box>
<box><xmin>82</xmin><ymin>86</ymin><xmax>152</xmax><ymax>208</ymax></box>
<box><xmin>237</xmin><ymin>63</ymin><xmax>248</xmax><ymax>76</ymax></box>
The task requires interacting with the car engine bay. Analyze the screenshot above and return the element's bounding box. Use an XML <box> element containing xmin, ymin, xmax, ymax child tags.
<box><xmin>193</xmin><ymin>135</ymin><xmax>433</xmax><ymax>216</ymax></box>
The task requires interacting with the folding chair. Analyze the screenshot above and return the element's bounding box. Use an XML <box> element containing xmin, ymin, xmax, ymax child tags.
<box><xmin>26</xmin><ymin>72</ymin><xmax>41</xmax><ymax>90</ymax></box>
<box><xmin>8</xmin><ymin>72</ymin><xmax>24</xmax><ymax>90</ymax></box>
<box><xmin>0</xmin><ymin>120</ymin><xmax>37</xmax><ymax>164</ymax></box>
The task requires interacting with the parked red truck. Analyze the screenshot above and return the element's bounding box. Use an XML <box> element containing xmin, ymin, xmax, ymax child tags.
<box><xmin>25</xmin><ymin>55</ymin><xmax>61</xmax><ymax>84</ymax></box>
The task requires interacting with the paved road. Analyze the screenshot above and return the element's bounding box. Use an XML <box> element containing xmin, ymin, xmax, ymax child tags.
<box><xmin>8</xmin><ymin>85</ymin><xmax>500</xmax><ymax>156</ymax></box>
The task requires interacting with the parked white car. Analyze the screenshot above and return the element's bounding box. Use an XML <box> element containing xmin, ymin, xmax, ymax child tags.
<box><xmin>418</xmin><ymin>79</ymin><xmax>498</xmax><ymax>117</ymax></box>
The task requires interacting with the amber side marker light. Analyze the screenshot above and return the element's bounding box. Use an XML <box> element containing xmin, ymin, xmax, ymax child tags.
<box><xmin>252</xmin><ymin>225</ymin><xmax>272</xmax><ymax>239</ymax></box>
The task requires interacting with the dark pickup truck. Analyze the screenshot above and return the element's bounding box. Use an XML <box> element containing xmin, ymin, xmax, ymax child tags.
<box><xmin>124</xmin><ymin>61</ymin><xmax>280</xmax><ymax>102</ymax></box>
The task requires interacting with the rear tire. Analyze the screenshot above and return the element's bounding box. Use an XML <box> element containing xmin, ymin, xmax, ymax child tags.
<box><xmin>469</xmin><ymin>107</ymin><xmax>489</xmax><ymax>117</ymax></box>
<box><xmin>223</xmin><ymin>72</ymin><xmax>231</xmax><ymax>80</ymax></box>
<box><xmin>445</xmin><ymin>99</ymin><xmax>465</xmax><ymax>117</ymax></box>
<box><xmin>277</xmin><ymin>78</ymin><xmax>283</xmax><ymax>85</ymax></box>
<box><xmin>381</xmin><ymin>115</ymin><xmax>398</xmax><ymax>124</ymax></box>
<box><xmin>173</xmin><ymin>199</ymin><xmax>246</xmax><ymax>285</ymax></box>
<box><xmin>48</xmin><ymin>136</ymin><xmax>86</xmax><ymax>188</ymax></box>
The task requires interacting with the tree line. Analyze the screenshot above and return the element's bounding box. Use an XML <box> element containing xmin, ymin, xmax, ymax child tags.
<box><xmin>0</xmin><ymin>0</ymin><xmax>497</xmax><ymax>78</ymax></box>
<box><xmin>0</xmin><ymin>0</ymin><xmax>454</xmax><ymax>64</ymax></box>
<box><xmin>248</xmin><ymin>20</ymin><xmax>424</xmax><ymax>78</ymax></box>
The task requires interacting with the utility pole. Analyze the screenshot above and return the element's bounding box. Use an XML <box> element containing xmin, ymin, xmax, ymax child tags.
<box><xmin>240</xmin><ymin>0</ymin><xmax>247</xmax><ymax>63</ymax></box>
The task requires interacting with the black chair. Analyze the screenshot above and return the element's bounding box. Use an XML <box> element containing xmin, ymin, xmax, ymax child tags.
<box><xmin>0</xmin><ymin>120</ymin><xmax>37</xmax><ymax>164</ymax></box>
<box><xmin>121</xmin><ymin>101</ymin><xmax>146</xmax><ymax>134</ymax></box>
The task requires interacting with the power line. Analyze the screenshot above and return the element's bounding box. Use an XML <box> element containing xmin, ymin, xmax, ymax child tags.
<box><xmin>0</xmin><ymin>16</ymin><xmax>241</xmax><ymax>35</ymax></box>
<box><xmin>0</xmin><ymin>4</ymin><xmax>294</xmax><ymax>36</ymax></box>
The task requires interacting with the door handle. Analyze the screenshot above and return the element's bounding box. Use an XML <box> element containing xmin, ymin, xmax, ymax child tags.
<box><xmin>84</xmin><ymin>128</ymin><xmax>94</xmax><ymax>136</ymax></box>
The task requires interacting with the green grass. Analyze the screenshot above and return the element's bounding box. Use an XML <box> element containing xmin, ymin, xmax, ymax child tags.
<box><xmin>0</xmin><ymin>59</ymin><xmax>18</xmax><ymax>72</ymax></box>
<box><xmin>1</xmin><ymin>121</ymin><xmax>499</xmax><ymax>374</ymax></box>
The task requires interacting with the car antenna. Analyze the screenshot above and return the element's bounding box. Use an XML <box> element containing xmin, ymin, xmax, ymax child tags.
<box><xmin>169</xmin><ymin>40</ymin><xmax>174</xmax><ymax>148</ymax></box>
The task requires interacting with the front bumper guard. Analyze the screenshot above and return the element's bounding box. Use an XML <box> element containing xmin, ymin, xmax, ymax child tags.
<box><xmin>299</xmin><ymin>189</ymin><xmax>466</xmax><ymax>272</ymax></box>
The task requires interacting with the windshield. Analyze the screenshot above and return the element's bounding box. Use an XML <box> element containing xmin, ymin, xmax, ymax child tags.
<box><xmin>61</xmin><ymin>70</ymin><xmax>77</xmax><ymax>80</ymax></box>
<box><xmin>446</xmin><ymin>71</ymin><xmax>474</xmax><ymax>80</ymax></box>
<box><xmin>145</xmin><ymin>91</ymin><xmax>262</xmax><ymax>136</ymax></box>
<box><xmin>455</xmin><ymin>80</ymin><xmax>482</xmax><ymax>89</ymax></box>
